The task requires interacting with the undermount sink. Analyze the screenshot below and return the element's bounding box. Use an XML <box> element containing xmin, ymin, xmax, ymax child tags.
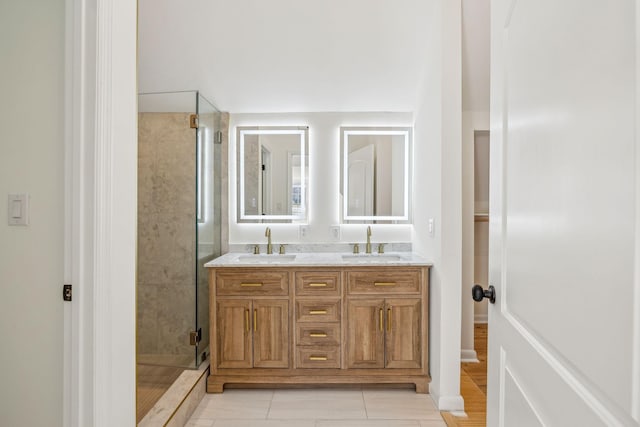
<box><xmin>236</xmin><ymin>254</ymin><xmax>297</xmax><ymax>263</ymax></box>
<box><xmin>341</xmin><ymin>254</ymin><xmax>403</xmax><ymax>262</ymax></box>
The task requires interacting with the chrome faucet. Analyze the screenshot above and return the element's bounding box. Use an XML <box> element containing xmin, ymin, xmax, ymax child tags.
<box><xmin>265</xmin><ymin>227</ymin><xmax>273</xmax><ymax>254</ymax></box>
<box><xmin>366</xmin><ymin>226</ymin><xmax>372</xmax><ymax>254</ymax></box>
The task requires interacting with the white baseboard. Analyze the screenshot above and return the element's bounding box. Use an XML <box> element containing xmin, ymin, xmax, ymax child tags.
<box><xmin>430</xmin><ymin>392</ymin><xmax>465</xmax><ymax>411</ymax></box>
<box><xmin>474</xmin><ymin>314</ymin><xmax>488</xmax><ymax>323</ymax></box>
<box><xmin>460</xmin><ymin>349</ymin><xmax>479</xmax><ymax>363</ymax></box>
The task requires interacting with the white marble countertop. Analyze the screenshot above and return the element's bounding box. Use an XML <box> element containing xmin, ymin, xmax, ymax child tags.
<box><xmin>205</xmin><ymin>251</ymin><xmax>432</xmax><ymax>267</ymax></box>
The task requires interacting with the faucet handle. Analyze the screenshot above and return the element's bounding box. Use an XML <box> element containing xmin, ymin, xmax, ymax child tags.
<box><xmin>253</xmin><ymin>245</ymin><xmax>260</xmax><ymax>254</ymax></box>
<box><xmin>279</xmin><ymin>244</ymin><xmax>286</xmax><ymax>255</ymax></box>
<box><xmin>377</xmin><ymin>243</ymin><xmax>385</xmax><ymax>254</ymax></box>
<box><xmin>353</xmin><ymin>243</ymin><xmax>360</xmax><ymax>254</ymax></box>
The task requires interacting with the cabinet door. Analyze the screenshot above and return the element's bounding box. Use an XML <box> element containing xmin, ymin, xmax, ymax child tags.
<box><xmin>385</xmin><ymin>298</ymin><xmax>421</xmax><ymax>369</ymax></box>
<box><xmin>217</xmin><ymin>300</ymin><xmax>252</xmax><ymax>368</ymax></box>
<box><xmin>346</xmin><ymin>299</ymin><xmax>384</xmax><ymax>369</ymax></box>
<box><xmin>253</xmin><ymin>299</ymin><xmax>289</xmax><ymax>368</ymax></box>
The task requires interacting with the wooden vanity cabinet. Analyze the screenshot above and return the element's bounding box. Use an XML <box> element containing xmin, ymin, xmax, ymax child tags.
<box><xmin>346</xmin><ymin>298</ymin><xmax>421</xmax><ymax>368</ymax></box>
<box><xmin>294</xmin><ymin>270</ymin><xmax>342</xmax><ymax>369</ymax></box>
<box><xmin>217</xmin><ymin>299</ymin><xmax>289</xmax><ymax>369</ymax></box>
<box><xmin>208</xmin><ymin>265</ymin><xmax>430</xmax><ymax>393</ymax></box>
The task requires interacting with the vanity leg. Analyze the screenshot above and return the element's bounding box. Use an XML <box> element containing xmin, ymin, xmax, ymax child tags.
<box><xmin>207</xmin><ymin>379</ymin><xmax>224</xmax><ymax>393</ymax></box>
<box><xmin>415</xmin><ymin>378</ymin><xmax>429</xmax><ymax>394</ymax></box>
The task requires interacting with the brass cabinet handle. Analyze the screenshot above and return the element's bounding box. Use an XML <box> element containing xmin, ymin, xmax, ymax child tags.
<box><xmin>254</xmin><ymin>309</ymin><xmax>258</xmax><ymax>331</ymax></box>
<box><xmin>374</xmin><ymin>282</ymin><xmax>396</xmax><ymax>287</ymax></box>
<box><xmin>308</xmin><ymin>283</ymin><xmax>327</xmax><ymax>287</ymax></box>
<box><xmin>245</xmin><ymin>309</ymin><xmax>250</xmax><ymax>332</ymax></box>
<box><xmin>241</xmin><ymin>283</ymin><xmax>263</xmax><ymax>287</ymax></box>
<box><xmin>379</xmin><ymin>308</ymin><xmax>384</xmax><ymax>332</ymax></box>
<box><xmin>309</xmin><ymin>356</ymin><xmax>328</xmax><ymax>361</ymax></box>
<box><xmin>387</xmin><ymin>307</ymin><xmax>392</xmax><ymax>332</ymax></box>
<box><xmin>309</xmin><ymin>310</ymin><xmax>327</xmax><ymax>315</ymax></box>
<box><xmin>309</xmin><ymin>332</ymin><xmax>327</xmax><ymax>338</ymax></box>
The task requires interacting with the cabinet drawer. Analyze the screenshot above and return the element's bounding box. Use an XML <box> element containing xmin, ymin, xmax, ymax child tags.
<box><xmin>296</xmin><ymin>323</ymin><xmax>341</xmax><ymax>346</ymax></box>
<box><xmin>347</xmin><ymin>269</ymin><xmax>421</xmax><ymax>295</ymax></box>
<box><xmin>296</xmin><ymin>299</ymin><xmax>341</xmax><ymax>322</ymax></box>
<box><xmin>296</xmin><ymin>346</ymin><xmax>340</xmax><ymax>369</ymax></box>
<box><xmin>216</xmin><ymin>270</ymin><xmax>289</xmax><ymax>296</ymax></box>
<box><xmin>295</xmin><ymin>271</ymin><xmax>341</xmax><ymax>296</ymax></box>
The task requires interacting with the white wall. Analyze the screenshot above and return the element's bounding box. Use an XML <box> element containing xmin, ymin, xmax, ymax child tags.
<box><xmin>0</xmin><ymin>1</ymin><xmax>65</xmax><ymax>425</ymax></box>
<box><xmin>412</xmin><ymin>0</ymin><xmax>464</xmax><ymax>411</ymax></box>
<box><xmin>460</xmin><ymin>0</ymin><xmax>490</xmax><ymax>363</ymax></box>
<box><xmin>229</xmin><ymin>112</ymin><xmax>414</xmax><ymax>246</ymax></box>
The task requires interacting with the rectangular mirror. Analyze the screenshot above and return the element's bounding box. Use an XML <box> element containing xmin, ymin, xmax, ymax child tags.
<box><xmin>341</xmin><ymin>127</ymin><xmax>411</xmax><ymax>223</ymax></box>
<box><xmin>237</xmin><ymin>126</ymin><xmax>309</xmax><ymax>223</ymax></box>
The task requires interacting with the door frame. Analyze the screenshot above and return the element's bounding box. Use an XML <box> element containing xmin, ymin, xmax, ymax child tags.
<box><xmin>64</xmin><ymin>0</ymin><xmax>137</xmax><ymax>425</ymax></box>
<box><xmin>60</xmin><ymin>0</ymin><xmax>473</xmax><ymax>422</ymax></box>
<box><xmin>461</xmin><ymin>112</ymin><xmax>489</xmax><ymax>363</ymax></box>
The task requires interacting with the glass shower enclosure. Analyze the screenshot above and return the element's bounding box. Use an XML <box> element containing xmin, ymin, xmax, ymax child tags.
<box><xmin>137</xmin><ymin>90</ymin><xmax>221</xmax><ymax>369</ymax></box>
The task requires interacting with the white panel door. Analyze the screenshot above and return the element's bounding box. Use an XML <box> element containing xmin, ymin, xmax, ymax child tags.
<box><xmin>488</xmin><ymin>0</ymin><xmax>640</xmax><ymax>426</ymax></box>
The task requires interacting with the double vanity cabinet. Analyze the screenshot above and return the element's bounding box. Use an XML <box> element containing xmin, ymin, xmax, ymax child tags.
<box><xmin>206</xmin><ymin>253</ymin><xmax>431</xmax><ymax>393</ymax></box>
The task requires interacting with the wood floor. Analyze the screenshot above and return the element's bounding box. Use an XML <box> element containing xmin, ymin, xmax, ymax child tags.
<box><xmin>136</xmin><ymin>364</ymin><xmax>184</xmax><ymax>423</ymax></box>
<box><xmin>441</xmin><ymin>324</ymin><xmax>487</xmax><ymax>427</ymax></box>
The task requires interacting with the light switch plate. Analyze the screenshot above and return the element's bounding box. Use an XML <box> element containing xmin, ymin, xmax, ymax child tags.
<box><xmin>8</xmin><ymin>194</ymin><xmax>29</xmax><ymax>226</ymax></box>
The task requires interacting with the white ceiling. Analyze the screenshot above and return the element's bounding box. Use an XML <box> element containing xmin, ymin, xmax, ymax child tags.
<box><xmin>138</xmin><ymin>0</ymin><xmax>489</xmax><ymax>114</ymax></box>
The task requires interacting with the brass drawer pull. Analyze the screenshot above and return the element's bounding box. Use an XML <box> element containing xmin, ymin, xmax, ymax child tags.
<box><xmin>241</xmin><ymin>283</ymin><xmax>263</xmax><ymax>287</ymax></box>
<box><xmin>254</xmin><ymin>309</ymin><xmax>258</xmax><ymax>331</ymax></box>
<box><xmin>309</xmin><ymin>356</ymin><xmax>328</xmax><ymax>361</ymax></box>
<box><xmin>245</xmin><ymin>309</ymin><xmax>250</xmax><ymax>332</ymax></box>
<box><xmin>387</xmin><ymin>307</ymin><xmax>392</xmax><ymax>332</ymax></box>
<box><xmin>308</xmin><ymin>283</ymin><xmax>328</xmax><ymax>287</ymax></box>
<box><xmin>309</xmin><ymin>332</ymin><xmax>327</xmax><ymax>338</ymax></box>
<box><xmin>374</xmin><ymin>282</ymin><xmax>396</xmax><ymax>286</ymax></box>
<box><xmin>309</xmin><ymin>310</ymin><xmax>327</xmax><ymax>315</ymax></box>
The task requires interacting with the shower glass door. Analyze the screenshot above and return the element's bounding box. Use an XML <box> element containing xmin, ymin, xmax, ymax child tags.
<box><xmin>195</xmin><ymin>93</ymin><xmax>221</xmax><ymax>367</ymax></box>
<box><xmin>137</xmin><ymin>90</ymin><xmax>221</xmax><ymax>369</ymax></box>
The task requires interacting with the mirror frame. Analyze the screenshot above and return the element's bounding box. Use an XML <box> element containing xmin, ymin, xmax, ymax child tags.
<box><xmin>340</xmin><ymin>126</ymin><xmax>412</xmax><ymax>223</ymax></box>
<box><xmin>237</xmin><ymin>125</ymin><xmax>309</xmax><ymax>223</ymax></box>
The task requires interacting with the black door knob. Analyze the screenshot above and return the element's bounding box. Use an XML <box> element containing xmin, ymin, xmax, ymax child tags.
<box><xmin>472</xmin><ymin>284</ymin><xmax>496</xmax><ymax>304</ymax></box>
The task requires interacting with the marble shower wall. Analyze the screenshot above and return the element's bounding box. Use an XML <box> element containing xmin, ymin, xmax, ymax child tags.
<box><xmin>137</xmin><ymin>112</ymin><xmax>196</xmax><ymax>362</ymax></box>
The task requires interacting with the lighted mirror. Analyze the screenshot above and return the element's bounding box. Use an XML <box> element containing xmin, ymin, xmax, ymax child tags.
<box><xmin>341</xmin><ymin>127</ymin><xmax>411</xmax><ymax>223</ymax></box>
<box><xmin>237</xmin><ymin>126</ymin><xmax>309</xmax><ymax>223</ymax></box>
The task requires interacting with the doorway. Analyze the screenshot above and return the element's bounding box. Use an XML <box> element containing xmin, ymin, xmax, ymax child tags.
<box><xmin>445</xmin><ymin>130</ymin><xmax>490</xmax><ymax>426</ymax></box>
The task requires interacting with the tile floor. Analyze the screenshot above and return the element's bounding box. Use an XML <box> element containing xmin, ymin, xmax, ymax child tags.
<box><xmin>186</xmin><ymin>388</ymin><xmax>447</xmax><ymax>427</ymax></box>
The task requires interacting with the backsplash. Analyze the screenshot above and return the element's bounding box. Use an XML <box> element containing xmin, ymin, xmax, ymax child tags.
<box><xmin>227</xmin><ymin>242</ymin><xmax>412</xmax><ymax>254</ymax></box>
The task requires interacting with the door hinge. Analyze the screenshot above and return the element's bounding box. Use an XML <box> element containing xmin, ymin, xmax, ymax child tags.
<box><xmin>190</xmin><ymin>328</ymin><xmax>202</xmax><ymax>346</ymax></box>
<box><xmin>215</xmin><ymin>130</ymin><xmax>222</xmax><ymax>144</ymax></box>
<box><xmin>63</xmin><ymin>284</ymin><xmax>72</xmax><ymax>302</ymax></box>
<box><xmin>189</xmin><ymin>114</ymin><xmax>199</xmax><ymax>129</ymax></box>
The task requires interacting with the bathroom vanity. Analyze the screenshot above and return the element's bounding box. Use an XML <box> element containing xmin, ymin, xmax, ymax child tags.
<box><xmin>205</xmin><ymin>253</ymin><xmax>431</xmax><ymax>393</ymax></box>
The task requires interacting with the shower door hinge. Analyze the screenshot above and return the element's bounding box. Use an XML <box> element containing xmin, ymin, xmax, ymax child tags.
<box><xmin>190</xmin><ymin>328</ymin><xmax>202</xmax><ymax>346</ymax></box>
<box><xmin>215</xmin><ymin>130</ymin><xmax>222</xmax><ymax>144</ymax></box>
<box><xmin>63</xmin><ymin>284</ymin><xmax>72</xmax><ymax>302</ymax></box>
<box><xmin>189</xmin><ymin>114</ymin><xmax>199</xmax><ymax>129</ymax></box>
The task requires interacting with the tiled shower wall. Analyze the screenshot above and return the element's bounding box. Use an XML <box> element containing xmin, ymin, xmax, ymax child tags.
<box><xmin>137</xmin><ymin>112</ymin><xmax>197</xmax><ymax>364</ymax></box>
